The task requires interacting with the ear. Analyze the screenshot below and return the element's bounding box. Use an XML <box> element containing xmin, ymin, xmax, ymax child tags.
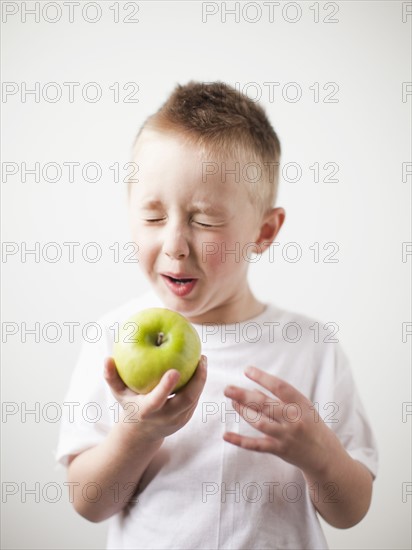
<box><xmin>254</xmin><ymin>207</ymin><xmax>285</xmax><ymax>254</ymax></box>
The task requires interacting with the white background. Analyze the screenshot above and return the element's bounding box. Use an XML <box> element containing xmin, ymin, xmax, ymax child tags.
<box><xmin>1</xmin><ymin>1</ymin><xmax>411</xmax><ymax>548</ymax></box>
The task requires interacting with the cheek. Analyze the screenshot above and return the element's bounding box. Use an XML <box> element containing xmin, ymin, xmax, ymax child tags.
<box><xmin>137</xmin><ymin>246</ymin><xmax>153</xmax><ymax>271</ymax></box>
<box><xmin>131</xmin><ymin>229</ymin><xmax>158</xmax><ymax>270</ymax></box>
<box><xmin>198</xmin><ymin>235</ymin><xmax>250</xmax><ymax>276</ymax></box>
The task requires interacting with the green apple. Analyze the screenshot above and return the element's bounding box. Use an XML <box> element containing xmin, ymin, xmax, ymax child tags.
<box><xmin>113</xmin><ymin>307</ymin><xmax>201</xmax><ymax>394</ymax></box>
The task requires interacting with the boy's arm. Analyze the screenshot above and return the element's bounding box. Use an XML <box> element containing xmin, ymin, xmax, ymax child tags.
<box><xmin>301</xmin><ymin>433</ymin><xmax>373</xmax><ymax>528</ymax></box>
<box><xmin>67</xmin><ymin>356</ymin><xmax>207</xmax><ymax>523</ymax></box>
<box><xmin>223</xmin><ymin>366</ymin><xmax>374</xmax><ymax>529</ymax></box>
<box><xmin>67</xmin><ymin>419</ymin><xmax>164</xmax><ymax>522</ymax></box>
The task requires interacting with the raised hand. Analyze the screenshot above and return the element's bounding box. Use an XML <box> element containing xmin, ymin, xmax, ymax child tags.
<box><xmin>223</xmin><ymin>365</ymin><xmax>336</xmax><ymax>476</ymax></box>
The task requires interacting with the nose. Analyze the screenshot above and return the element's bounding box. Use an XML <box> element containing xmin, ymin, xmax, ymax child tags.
<box><xmin>162</xmin><ymin>223</ymin><xmax>190</xmax><ymax>260</ymax></box>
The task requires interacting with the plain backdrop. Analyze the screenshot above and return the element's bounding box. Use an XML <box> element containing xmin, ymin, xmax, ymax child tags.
<box><xmin>1</xmin><ymin>1</ymin><xmax>411</xmax><ymax>548</ymax></box>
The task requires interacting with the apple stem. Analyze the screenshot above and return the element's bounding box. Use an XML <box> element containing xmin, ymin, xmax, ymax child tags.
<box><xmin>156</xmin><ymin>332</ymin><xmax>164</xmax><ymax>346</ymax></box>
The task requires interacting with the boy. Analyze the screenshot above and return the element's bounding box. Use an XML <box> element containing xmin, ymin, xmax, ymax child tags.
<box><xmin>56</xmin><ymin>81</ymin><xmax>378</xmax><ymax>549</ymax></box>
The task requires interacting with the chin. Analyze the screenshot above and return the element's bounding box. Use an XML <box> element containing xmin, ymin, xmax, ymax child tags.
<box><xmin>161</xmin><ymin>295</ymin><xmax>203</xmax><ymax>320</ymax></box>
<box><xmin>169</xmin><ymin>300</ymin><xmax>198</xmax><ymax>316</ymax></box>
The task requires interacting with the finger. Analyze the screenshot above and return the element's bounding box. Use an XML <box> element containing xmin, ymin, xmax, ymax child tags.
<box><xmin>231</xmin><ymin>400</ymin><xmax>283</xmax><ymax>436</ymax></box>
<box><xmin>145</xmin><ymin>369</ymin><xmax>181</xmax><ymax>412</ymax></box>
<box><xmin>224</xmin><ymin>385</ymin><xmax>268</xmax><ymax>405</ymax></box>
<box><xmin>104</xmin><ymin>357</ymin><xmax>129</xmax><ymax>395</ymax></box>
<box><xmin>224</xmin><ymin>385</ymin><xmax>283</xmax><ymax>421</ymax></box>
<box><xmin>185</xmin><ymin>355</ymin><xmax>208</xmax><ymax>396</ymax></box>
<box><xmin>223</xmin><ymin>431</ymin><xmax>276</xmax><ymax>454</ymax></box>
<box><xmin>244</xmin><ymin>366</ymin><xmax>308</xmax><ymax>405</ymax></box>
<box><xmin>168</xmin><ymin>355</ymin><xmax>208</xmax><ymax>412</ymax></box>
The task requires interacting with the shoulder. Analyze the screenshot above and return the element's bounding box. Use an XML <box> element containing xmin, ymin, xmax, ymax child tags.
<box><xmin>261</xmin><ymin>302</ymin><xmax>340</xmax><ymax>346</ymax></box>
<box><xmin>263</xmin><ymin>302</ymin><xmax>326</xmax><ymax>327</ymax></box>
<box><xmin>261</xmin><ymin>302</ymin><xmax>349</xmax><ymax>377</ymax></box>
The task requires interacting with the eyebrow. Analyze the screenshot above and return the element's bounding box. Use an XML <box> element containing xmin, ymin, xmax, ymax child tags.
<box><xmin>140</xmin><ymin>199</ymin><xmax>163</xmax><ymax>209</ymax></box>
<box><xmin>140</xmin><ymin>199</ymin><xmax>227</xmax><ymax>216</ymax></box>
<box><xmin>191</xmin><ymin>201</ymin><xmax>227</xmax><ymax>216</ymax></box>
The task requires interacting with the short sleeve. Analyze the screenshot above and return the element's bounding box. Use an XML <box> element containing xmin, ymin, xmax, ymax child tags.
<box><xmin>55</xmin><ymin>292</ymin><xmax>163</xmax><ymax>468</ymax></box>
<box><xmin>325</xmin><ymin>344</ymin><xmax>378</xmax><ymax>480</ymax></box>
<box><xmin>55</xmin><ymin>331</ymin><xmax>114</xmax><ymax>467</ymax></box>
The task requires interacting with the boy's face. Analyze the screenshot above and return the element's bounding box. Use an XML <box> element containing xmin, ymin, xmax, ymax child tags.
<box><xmin>129</xmin><ymin>129</ymin><xmax>282</xmax><ymax>324</ymax></box>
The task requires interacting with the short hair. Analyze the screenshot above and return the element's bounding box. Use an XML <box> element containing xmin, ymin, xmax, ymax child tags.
<box><xmin>131</xmin><ymin>81</ymin><xmax>281</xmax><ymax>215</ymax></box>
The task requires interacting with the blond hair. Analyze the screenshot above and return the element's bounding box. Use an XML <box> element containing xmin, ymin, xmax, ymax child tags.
<box><xmin>131</xmin><ymin>81</ymin><xmax>281</xmax><ymax>215</ymax></box>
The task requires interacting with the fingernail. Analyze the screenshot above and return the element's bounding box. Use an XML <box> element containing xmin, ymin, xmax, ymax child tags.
<box><xmin>202</xmin><ymin>356</ymin><xmax>208</xmax><ymax>368</ymax></box>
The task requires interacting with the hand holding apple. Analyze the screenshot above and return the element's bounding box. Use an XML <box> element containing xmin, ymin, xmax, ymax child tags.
<box><xmin>104</xmin><ymin>354</ymin><xmax>207</xmax><ymax>442</ymax></box>
<box><xmin>113</xmin><ymin>308</ymin><xmax>202</xmax><ymax>394</ymax></box>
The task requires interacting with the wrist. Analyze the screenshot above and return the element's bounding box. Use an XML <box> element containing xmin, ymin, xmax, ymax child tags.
<box><xmin>112</xmin><ymin>414</ymin><xmax>165</xmax><ymax>450</ymax></box>
<box><xmin>302</xmin><ymin>429</ymin><xmax>345</xmax><ymax>482</ymax></box>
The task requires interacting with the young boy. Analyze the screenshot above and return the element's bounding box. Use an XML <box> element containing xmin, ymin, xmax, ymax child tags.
<box><xmin>56</xmin><ymin>81</ymin><xmax>378</xmax><ymax>549</ymax></box>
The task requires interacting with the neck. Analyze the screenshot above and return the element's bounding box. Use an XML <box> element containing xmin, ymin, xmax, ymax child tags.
<box><xmin>188</xmin><ymin>288</ymin><xmax>266</xmax><ymax>325</ymax></box>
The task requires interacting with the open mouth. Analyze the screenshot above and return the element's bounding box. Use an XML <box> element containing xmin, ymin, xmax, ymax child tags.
<box><xmin>161</xmin><ymin>274</ymin><xmax>197</xmax><ymax>296</ymax></box>
<box><xmin>165</xmin><ymin>276</ymin><xmax>194</xmax><ymax>284</ymax></box>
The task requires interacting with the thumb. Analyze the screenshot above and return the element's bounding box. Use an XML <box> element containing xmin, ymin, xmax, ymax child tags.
<box><xmin>145</xmin><ymin>369</ymin><xmax>181</xmax><ymax>412</ymax></box>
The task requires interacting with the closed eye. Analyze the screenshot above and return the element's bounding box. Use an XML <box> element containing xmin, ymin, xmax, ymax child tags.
<box><xmin>143</xmin><ymin>219</ymin><xmax>219</xmax><ymax>228</ymax></box>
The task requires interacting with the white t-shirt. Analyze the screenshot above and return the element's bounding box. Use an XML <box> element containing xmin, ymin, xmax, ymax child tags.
<box><xmin>56</xmin><ymin>291</ymin><xmax>378</xmax><ymax>550</ymax></box>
